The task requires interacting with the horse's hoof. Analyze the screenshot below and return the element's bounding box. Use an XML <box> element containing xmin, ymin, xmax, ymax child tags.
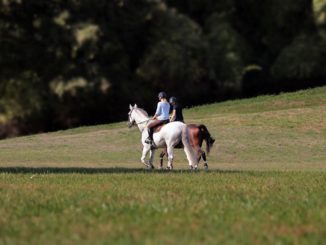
<box><xmin>145</xmin><ymin>163</ymin><xmax>154</xmax><ymax>169</ymax></box>
<box><xmin>143</xmin><ymin>162</ymin><xmax>153</xmax><ymax>169</ymax></box>
<box><xmin>204</xmin><ymin>163</ymin><xmax>208</xmax><ymax>170</ymax></box>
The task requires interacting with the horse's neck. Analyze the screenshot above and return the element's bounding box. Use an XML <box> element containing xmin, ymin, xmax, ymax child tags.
<box><xmin>135</xmin><ymin>110</ymin><xmax>149</xmax><ymax>132</ymax></box>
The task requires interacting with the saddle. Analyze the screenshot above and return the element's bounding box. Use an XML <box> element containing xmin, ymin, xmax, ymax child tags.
<box><xmin>153</xmin><ymin>120</ymin><xmax>169</xmax><ymax>133</ymax></box>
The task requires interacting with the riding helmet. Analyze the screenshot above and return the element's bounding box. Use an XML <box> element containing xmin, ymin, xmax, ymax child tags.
<box><xmin>169</xmin><ymin>96</ymin><xmax>177</xmax><ymax>103</ymax></box>
<box><xmin>158</xmin><ymin>91</ymin><xmax>167</xmax><ymax>99</ymax></box>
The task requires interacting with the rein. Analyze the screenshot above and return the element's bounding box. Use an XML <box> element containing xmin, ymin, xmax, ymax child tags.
<box><xmin>129</xmin><ymin>107</ymin><xmax>150</xmax><ymax>127</ymax></box>
<box><xmin>136</xmin><ymin>119</ymin><xmax>150</xmax><ymax>125</ymax></box>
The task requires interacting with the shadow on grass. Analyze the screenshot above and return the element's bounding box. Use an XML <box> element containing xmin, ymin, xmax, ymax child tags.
<box><xmin>0</xmin><ymin>167</ymin><xmax>243</xmax><ymax>174</ymax></box>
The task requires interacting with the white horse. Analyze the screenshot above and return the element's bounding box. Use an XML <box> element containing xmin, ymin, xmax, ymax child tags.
<box><xmin>128</xmin><ymin>104</ymin><xmax>198</xmax><ymax>169</ymax></box>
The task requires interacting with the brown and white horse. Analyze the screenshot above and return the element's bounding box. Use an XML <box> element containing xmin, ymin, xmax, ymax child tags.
<box><xmin>128</xmin><ymin>104</ymin><xmax>215</xmax><ymax>169</ymax></box>
<box><xmin>159</xmin><ymin>124</ymin><xmax>215</xmax><ymax>169</ymax></box>
<box><xmin>128</xmin><ymin>104</ymin><xmax>198</xmax><ymax>169</ymax></box>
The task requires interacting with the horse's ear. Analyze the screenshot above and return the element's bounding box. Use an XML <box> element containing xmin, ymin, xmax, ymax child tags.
<box><xmin>134</xmin><ymin>104</ymin><xmax>138</xmax><ymax>108</ymax></box>
<box><xmin>129</xmin><ymin>104</ymin><xmax>133</xmax><ymax>110</ymax></box>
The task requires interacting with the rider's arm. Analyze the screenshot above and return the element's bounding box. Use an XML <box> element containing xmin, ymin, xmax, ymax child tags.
<box><xmin>153</xmin><ymin>102</ymin><xmax>161</xmax><ymax>119</ymax></box>
<box><xmin>170</xmin><ymin>109</ymin><xmax>176</xmax><ymax>121</ymax></box>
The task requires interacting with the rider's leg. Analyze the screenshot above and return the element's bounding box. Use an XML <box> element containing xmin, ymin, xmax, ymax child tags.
<box><xmin>149</xmin><ymin>127</ymin><xmax>154</xmax><ymax>141</ymax></box>
<box><xmin>145</xmin><ymin>127</ymin><xmax>153</xmax><ymax>144</ymax></box>
<box><xmin>145</xmin><ymin>120</ymin><xmax>162</xmax><ymax>144</ymax></box>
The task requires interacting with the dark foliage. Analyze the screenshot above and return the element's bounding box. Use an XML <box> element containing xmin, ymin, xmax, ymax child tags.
<box><xmin>0</xmin><ymin>0</ymin><xmax>325</xmax><ymax>137</ymax></box>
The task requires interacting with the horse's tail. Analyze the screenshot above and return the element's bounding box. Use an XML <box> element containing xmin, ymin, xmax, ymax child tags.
<box><xmin>198</xmin><ymin>124</ymin><xmax>215</xmax><ymax>155</ymax></box>
<box><xmin>181</xmin><ymin>125</ymin><xmax>198</xmax><ymax>167</ymax></box>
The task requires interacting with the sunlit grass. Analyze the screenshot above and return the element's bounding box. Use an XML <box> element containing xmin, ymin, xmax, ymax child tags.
<box><xmin>0</xmin><ymin>87</ymin><xmax>325</xmax><ymax>244</ymax></box>
<box><xmin>0</xmin><ymin>171</ymin><xmax>325</xmax><ymax>244</ymax></box>
<box><xmin>0</xmin><ymin>86</ymin><xmax>325</xmax><ymax>170</ymax></box>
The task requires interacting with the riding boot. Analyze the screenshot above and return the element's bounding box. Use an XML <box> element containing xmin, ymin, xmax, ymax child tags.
<box><xmin>145</xmin><ymin>128</ymin><xmax>153</xmax><ymax>144</ymax></box>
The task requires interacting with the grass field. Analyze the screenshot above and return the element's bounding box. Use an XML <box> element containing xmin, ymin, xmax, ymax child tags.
<box><xmin>0</xmin><ymin>87</ymin><xmax>326</xmax><ymax>244</ymax></box>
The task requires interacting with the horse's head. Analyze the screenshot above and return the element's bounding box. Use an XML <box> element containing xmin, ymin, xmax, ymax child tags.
<box><xmin>128</xmin><ymin>104</ymin><xmax>138</xmax><ymax>128</ymax></box>
<box><xmin>128</xmin><ymin>104</ymin><xmax>149</xmax><ymax>128</ymax></box>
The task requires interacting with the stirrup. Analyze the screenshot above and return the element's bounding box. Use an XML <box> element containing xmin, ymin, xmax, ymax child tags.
<box><xmin>145</xmin><ymin>138</ymin><xmax>152</xmax><ymax>144</ymax></box>
<box><xmin>151</xmin><ymin>141</ymin><xmax>157</xmax><ymax>148</ymax></box>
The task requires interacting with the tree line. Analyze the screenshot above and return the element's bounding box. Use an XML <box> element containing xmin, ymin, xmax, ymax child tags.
<box><xmin>0</xmin><ymin>0</ymin><xmax>325</xmax><ymax>138</ymax></box>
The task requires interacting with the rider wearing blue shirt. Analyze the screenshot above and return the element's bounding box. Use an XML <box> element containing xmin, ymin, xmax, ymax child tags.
<box><xmin>145</xmin><ymin>91</ymin><xmax>170</xmax><ymax>145</ymax></box>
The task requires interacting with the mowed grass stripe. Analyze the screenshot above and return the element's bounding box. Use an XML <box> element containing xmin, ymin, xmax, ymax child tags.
<box><xmin>0</xmin><ymin>171</ymin><xmax>325</xmax><ymax>244</ymax></box>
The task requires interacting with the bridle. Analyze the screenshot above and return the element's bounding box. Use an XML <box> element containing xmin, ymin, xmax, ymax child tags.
<box><xmin>135</xmin><ymin>119</ymin><xmax>150</xmax><ymax>125</ymax></box>
<box><xmin>128</xmin><ymin>108</ymin><xmax>150</xmax><ymax>127</ymax></box>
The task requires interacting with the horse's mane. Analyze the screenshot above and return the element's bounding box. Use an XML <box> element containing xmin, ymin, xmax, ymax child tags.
<box><xmin>136</xmin><ymin>108</ymin><xmax>149</xmax><ymax>117</ymax></box>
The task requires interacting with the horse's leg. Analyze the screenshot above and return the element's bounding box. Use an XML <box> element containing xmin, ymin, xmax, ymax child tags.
<box><xmin>186</xmin><ymin>125</ymin><xmax>201</xmax><ymax>170</ymax></box>
<box><xmin>197</xmin><ymin>150</ymin><xmax>202</xmax><ymax>163</ymax></box>
<box><xmin>192</xmin><ymin>147</ymin><xmax>202</xmax><ymax>170</ymax></box>
<box><xmin>159</xmin><ymin>150</ymin><xmax>166</xmax><ymax>169</ymax></box>
<box><xmin>187</xmin><ymin>148</ymin><xmax>197</xmax><ymax>170</ymax></box>
<box><xmin>201</xmin><ymin>151</ymin><xmax>208</xmax><ymax>170</ymax></box>
<box><xmin>197</xmin><ymin>149</ymin><xmax>206</xmax><ymax>163</ymax></box>
<box><xmin>141</xmin><ymin>145</ymin><xmax>151</xmax><ymax>167</ymax></box>
<box><xmin>148</xmin><ymin>149</ymin><xmax>155</xmax><ymax>169</ymax></box>
<box><xmin>167</xmin><ymin>146</ymin><xmax>174</xmax><ymax>170</ymax></box>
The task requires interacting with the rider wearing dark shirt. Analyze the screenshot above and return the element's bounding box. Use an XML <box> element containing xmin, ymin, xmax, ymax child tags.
<box><xmin>169</xmin><ymin>96</ymin><xmax>184</xmax><ymax>122</ymax></box>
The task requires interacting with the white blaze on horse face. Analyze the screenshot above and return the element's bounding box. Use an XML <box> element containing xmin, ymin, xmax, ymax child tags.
<box><xmin>129</xmin><ymin>110</ymin><xmax>133</xmax><ymax>121</ymax></box>
<box><xmin>128</xmin><ymin>105</ymin><xmax>136</xmax><ymax>127</ymax></box>
<box><xmin>128</xmin><ymin>104</ymin><xmax>139</xmax><ymax>124</ymax></box>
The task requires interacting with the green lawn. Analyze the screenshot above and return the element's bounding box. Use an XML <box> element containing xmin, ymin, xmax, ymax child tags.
<box><xmin>1</xmin><ymin>171</ymin><xmax>325</xmax><ymax>244</ymax></box>
<box><xmin>0</xmin><ymin>87</ymin><xmax>326</xmax><ymax>244</ymax></box>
